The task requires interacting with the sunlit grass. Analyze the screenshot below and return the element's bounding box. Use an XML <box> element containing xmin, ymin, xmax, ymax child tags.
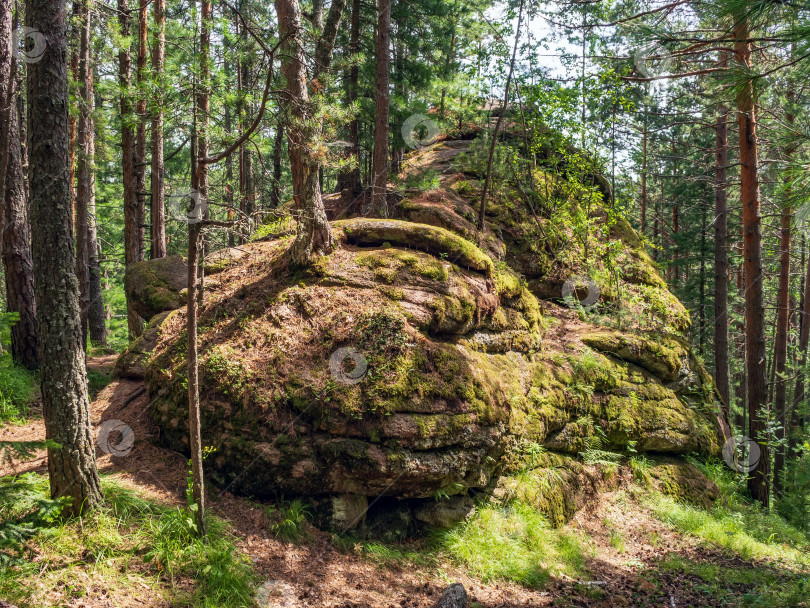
<box><xmin>0</xmin><ymin>473</ymin><xmax>256</xmax><ymax>608</ymax></box>
<box><xmin>0</xmin><ymin>353</ymin><xmax>37</xmax><ymax>422</ymax></box>
<box><xmin>647</xmin><ymin>493</ymin><xmax>810</xmax><ymax>566</ymax></box>
<box><xmin>439</xmin><ymin>502</ymin><xmax>588</xmax><ymax>588</ymax></box>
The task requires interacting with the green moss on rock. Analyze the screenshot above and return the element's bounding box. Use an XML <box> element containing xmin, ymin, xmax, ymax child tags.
<box><xmin>650</xmin><ymin>458</ymin><xmax>720</xmax><ymax>509</ymax></box>
<box><xmin>336</xmin><ymin>218</ymin><xmax>495</xmax><ymax>277</ymax></box>
<box><xmin>124</xmin><ymin>255</ymin><xmax>187</xmax><ymax>321</ymax></box>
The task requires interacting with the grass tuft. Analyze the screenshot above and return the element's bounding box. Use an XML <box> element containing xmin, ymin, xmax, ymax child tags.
<box><xmin>265</xmin><ymin>498</ymin><xmax>311</xmax><ymax>543</ymax></box>
<box><xmin>440</xmin><ymin>502</ymin><xmax>587</xmax><ymax>588</ymax></box>
<box><xmin>0</xmin><ymin>354</ymin><xmax>37</xmax><ymax>422</ymax></box>
<box><xmin>0</xmin><ymin>474</ymin><xmax>256</xmax><ymax>608</ymax></box>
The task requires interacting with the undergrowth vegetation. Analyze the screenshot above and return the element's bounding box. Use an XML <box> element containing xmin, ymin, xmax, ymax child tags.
<box><xmin>439</xmin><ymin>501</ymin><xmax>588</xmax><ymax>588</ymax></box>
<box><xmin>325</xmin><ymin>455</ymin><xmax>809</xmax><ymax>603</ymax></box>
<box><xmin>649</xmin><ymin>457</ymin><xmax>810</xmax><ymax>567</ymax></box>
<box><xmin>0</xmin><ymin>474</ymin><xmax>255</xmax><ymax>608</ymax></box>
<box><xmin>0</xmin><ymin>353</ymin><xmax>37</xmax><ymax>423</ymax></box>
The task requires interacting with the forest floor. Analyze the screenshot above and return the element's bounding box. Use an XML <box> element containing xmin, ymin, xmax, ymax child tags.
<box><xmin>1</xmin><ymin>356</ymin><xmax>808</xmax><ymax>607</ymax></box>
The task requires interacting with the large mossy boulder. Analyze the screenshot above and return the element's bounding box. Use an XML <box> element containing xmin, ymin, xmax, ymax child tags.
<box><xmin>143</xmin><ymin>219</ymin><xmax>724</xmax><ymax>511</ymax></box>
<box><xmin>124</xmin><ymin>255</ymin><xmax>187</xmax><ymax>321</ymax></box>
<box><xmin>135</xmin><ymin>133</ymin><xmax>728</xmax><ymax>529</ymax></box>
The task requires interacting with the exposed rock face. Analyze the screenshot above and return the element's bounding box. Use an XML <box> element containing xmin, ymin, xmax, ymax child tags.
<box><xmin>126</xmin><ymin>133</ymin><xmax>728</xmax><ymax>530</ymax></box>
<box><xmin>124</xmin><ymin>255</ymin><xmax>187</xmax><ymax>320</ymax></box>
<box><xmin>650</xmin><ymin>458</ymin><xmax>720</xmax><ymax>509</ymax></box>
<box><xmin>432</xmin><ymin>583</ymin><xmax>467</xmax><ymax>608</ymax></box>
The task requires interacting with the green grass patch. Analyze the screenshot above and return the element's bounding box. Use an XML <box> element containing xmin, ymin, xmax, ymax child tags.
<box><xmin>87</xmin><ymin>367</ymin><xmax>113</xmax><ymax>400</ymax></box>
<box><xmin>0</xmin><ymin>353</ymin><xmax>38</xmax><ymax>422</ymax></box>
<box><xmin>439</xmin><ymin>502</ymin><xmax>588</xmax><ymax>588</ymax></box>
<box><xmin>331</xmin><ymin>534</ymin><xmax>437</xmax><ymax>568</ymax></box>
<box><xmin>647</xmin><ymin>492</ymin><xmax>810</xmax><ymax>566</ymax></box>
<box><xmin>659</xmin><ymin>554</ymin><xmax>810</xmax><ymax>607</ymax></box>
<box><xmin>0</xmin><ymin>473</ymin><xmax>256</xmax><ymax>608</ymax></box>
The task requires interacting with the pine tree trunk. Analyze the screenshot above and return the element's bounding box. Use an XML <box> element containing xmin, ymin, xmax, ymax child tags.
<box><xmin>186</xmin><ymin>219</ymin><xmax>205</xmax><ymax>535</ymax></box>
<box><xmin>75</xmin><ymin>0</ymin><xmax>93</xmax><ymax>349</ymax></box>
<box><xmin>151</xmin><ymin>0</ymin><xmax>167</xmax><ymax>258</ymax></box>
<box><xmin>640</xmin><ymin>113</ymin><xmax>647</xmax><ymax>237</ymax></box>
<box><xmin>68</xmin><ymin>1</ymin><xmax>79</xmax><ymax>221</ymax></box>
<box><xmin>275</xmin><ymin>0</ymin><xmax>334</xmax><ymax>267</ymax></box>
<box><xmin>237</xmin><ymin>48</ymin><xmax>254</xmax><ymax>240</ymax></box>
<box><xmin>338</xmin><ymin>0</ymin><xmax>361</xmax><ymax>196</ymax></box>
<box><xmin>312</xmin><ymin>0</ymin><xmax>323</xmax><ymax>29</ymax></box>
<box><xmin>224</xmin><ymin>57</ymin><xmax>236</xmax><ymax>245</ymax></box>
<box><xmin>370</xmin><ymin>0</ymin><xmax>392</xmax><ymax>217</ymax></box>
<box><xmin>77</xmin><ymin>3</ymin><xmax>104</xmax><ymax>345</ymax></box>
<box><xmin>271</xmin><ymin>123</ymin><xmax>284</xmax><ymax>208</ymax></box>
<box><xmin>735</xmin><ymin>16</ymin><xmax>769</xmax><ymax>508</ymax></box>
<box><xmin>135</xmin><ymin>0</ymin><xmax>148</xmax><ymax>252</ymax></box>
<box><xmin>790</xmin><ymin>254</ymin><xmax>810</xmax><ymax>467</ymax></box>
<box><xmin>26</xmin><ymin>0</ymin><xmax>103</xmax><ymax>515</ymax></box>
<box><xmin>713</xmin><ymin>54</ymin><xmax>731</xmax><ymax>414</ymax></box>
<box><xmin>772</xmin><ymin>195</ymin><xmax>791</xmax><ymax>498</ymax></box>
<box><xmin>186</xmin><ymin>0</ymin><xmax>212</xmax><ymax>537</ymax></box>
<box><xmin>0</xmin><ymin>4</ymin><xmax>38</xmax><ymax>369</ymax></box>
<box><xmin>672</xmin><ymin>202</ymin><xmax>679</xmax><ymax>285</ymax></box>
<box><xmin>119</xmin><ymin>0</ymin><xmax>144</xmax><ymax>337</ymax></box>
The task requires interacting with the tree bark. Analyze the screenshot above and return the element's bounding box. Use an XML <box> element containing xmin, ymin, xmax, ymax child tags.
<box><xmin>640</xmin><ymin>112</ymin><xmax>647</xmax><ymax>237</ymax></box>
<box><xmin>772</xmin><ymin>195</ymin><xmax>791</xmax><ymax>498</ymax></box>
<box><xmin>370</xmin><ymin>0</ymin><xmax>392</xmax><ymax>217</ymax></box>
<box><xmin>119</xmin><ymin>0</ymin><xmax>144</xmax><ymax>337</ymax></box>
<box><xmin>790</xmin><ymin>245</ymin><xmax>810</xmax><ymax>467</ymax></box>
<box><xmin>186</xmin><ymin>219</ymin><xmax>205</xmax><ymax>535</ymax></box>
<box><xmin>776</xmin><ymin>99</ymin><xmax>797</xmax><ymax>494</ymax></box>
<box><xmin>672</xmin><ymin>159</ymin><xmax>679</xmax><ymax>285</ymax></box>
<box><xmin>338</xmin><ymin>0</ymin><xmax>361</xmax><ymax>196</ymax></box>
<box><xmin>224</xmin><ymin>55</ymin><xmax>236</xmax><ymax>245</ymax></box>
<box><xmin>237</xmin><ymin>47</ymin><xmax>254</xmax><ymax>240</ymax></box>
<box><xmin>26</xmin><ymin>0</ymin><xmax>103</xmax><ymax>515</ymax></box>
<box><xmin>150</xmin><ymin>0</ymin><xmax>166</xmax><ymax>258</ymax></box>
<box><xmin>75</xmin><ymin>0</ymin><xmax>93</xmax><ymax>348</ymax></box>
<box><xmin>735</xmin><ymin>15</ymin><xmax>769</xmax><ymax>508</ymax></box>
<box><xmin>275</xmin><ymin>0</ymin><xmax>334</xmax><ymax>266</ymax></box>
<box><xmin>0</xmin><ymin>3</ymin><xmax>38</xmax><ymax>369</ymax></box>
<box><xmin>186</xmin><ymin>0</ymin><xmax>212</xmax><ymax>537</ymax></box>
<box><xmin>714</xmin><ymin>62</ymin><xmax>730</xmax><ymax>414</ymax></box>
<box><xmin>313</xmin><ymin>0</ymin><xmax>345</xmax><ymax>80</ymax></box>
<box><xmin>135</xmin><ymin>0</ymin><xmax>147</xmax><ymax>252</ymax></box>
<box><xmin>311</xmin><ymin>0</ymin><xmax>323</xmax><ymax>29</ymax></box>
<box><xmin>271</xmin><ymin>122</ymin><xmax>284</xmax><ymax>208</ymax></box>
